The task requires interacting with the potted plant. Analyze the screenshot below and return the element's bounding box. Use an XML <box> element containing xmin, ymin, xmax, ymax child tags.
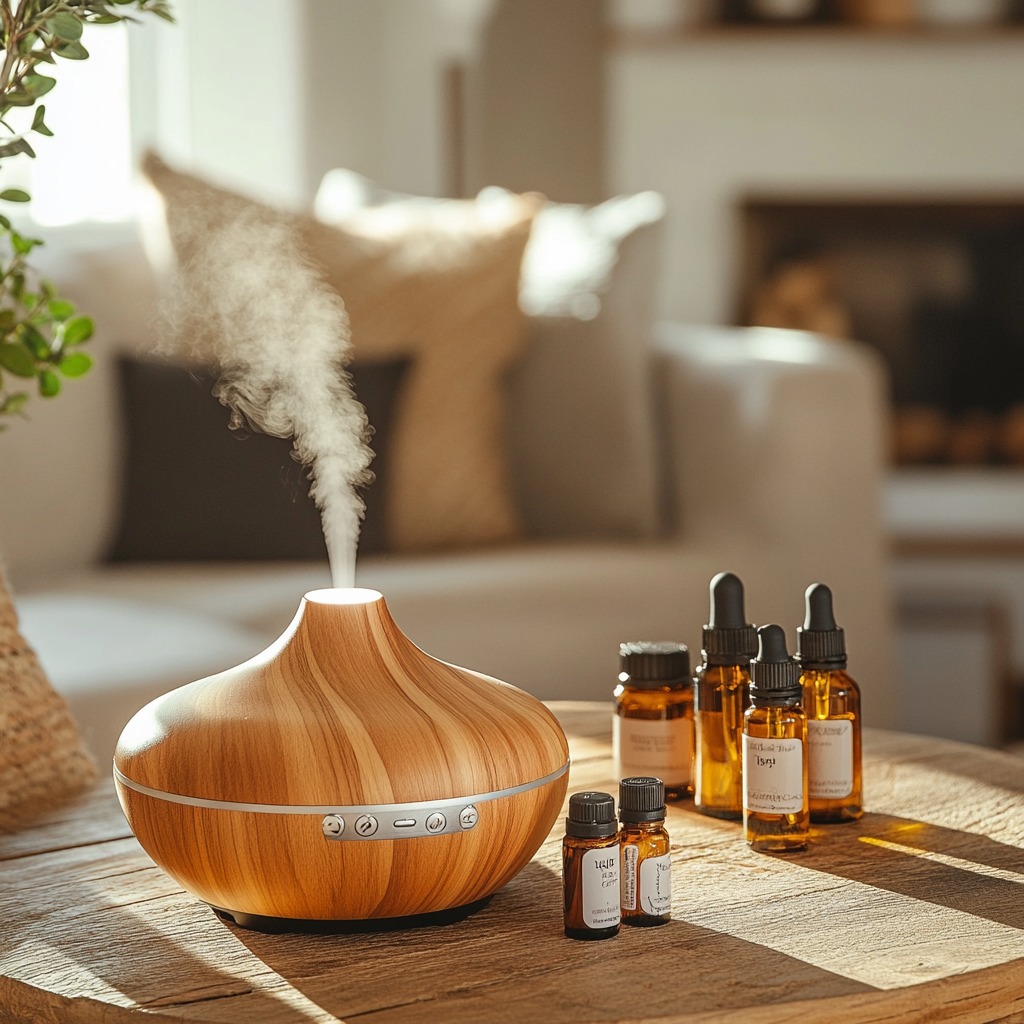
<box><xmin>0</xmin><ymin>0</ymin><xmax>171</xmax><ymax>826</ymax></box>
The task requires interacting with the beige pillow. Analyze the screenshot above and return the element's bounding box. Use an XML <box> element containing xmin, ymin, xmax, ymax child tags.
<box><xmin>144</xmin><ymin>155</ymin><xmax>540</xmax><ymax>553</ymax></box>
<box><xmin>0</xmin><ymin>568</ymin><xmax>96</xmax><ymax>826</ymax></box>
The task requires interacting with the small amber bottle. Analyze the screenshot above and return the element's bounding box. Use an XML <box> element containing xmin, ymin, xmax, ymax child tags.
<box><xmin>614</xmin><ymin>642</ymin><xmax>693</xmax><ymax>800</ymax></box>
<box><xmin>796</xmin><ymin>583</ymin><xmax>863</xmax><ymax>824</ymax></box>
<box><xmin>694</xmin><ymin>572</ymin><xmax>758</xmax><ymax>820</ymax></box>
<box><xmin>618</xmin><ymin>777</ymin><xmax>671</xmax><ymax>927</ymax></box>
<box><xmin>743</xmin><ymin>625</ymin><xmax>809</xmax><ymax>853</ymax></box>
<box><xmin>562</xmin><ymin>791</ymin><xmax>621</xmax><ymax>940</ymax></box>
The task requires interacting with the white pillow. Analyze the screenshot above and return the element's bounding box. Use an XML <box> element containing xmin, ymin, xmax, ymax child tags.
<box><xmin>315</xmin><ymin>170</ymin><xmax>668</xmax><ymax>541</ymax></box>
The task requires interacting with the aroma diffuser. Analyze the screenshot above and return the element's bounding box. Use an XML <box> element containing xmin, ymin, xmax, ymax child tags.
<box><xmin>114</xmin><ymin>588</ymin><xmax>570</xmax><ymax>929</ymax></box>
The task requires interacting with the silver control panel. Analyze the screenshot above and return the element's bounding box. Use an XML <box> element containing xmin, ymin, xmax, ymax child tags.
<box><xmin>321</xmin><ymin>804</ymin><xmax>479</xmax><ymax>842</ymax></box>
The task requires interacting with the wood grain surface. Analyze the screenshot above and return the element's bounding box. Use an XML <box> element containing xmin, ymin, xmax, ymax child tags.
<box><xmin>113</xmin><ymin>589</ymin><xmax>569</xmax><ymax>920</ymax></box>
<box><xmin>4</xmin><ymin>701</ymin><xmax>1024</xmax><ymax>1024</ymax></box>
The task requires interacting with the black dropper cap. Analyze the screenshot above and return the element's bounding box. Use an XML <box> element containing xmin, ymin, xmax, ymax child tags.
<box><xmin>702</xmin><ymin>572</ymin><xmax>758</xmax><ymax>666</ymax></box>
<box><xmin>619</xmin><ymin>641</ymin><xmax>690</xmax><ymax>688</ymax></box>
<box><xmin>618</xmin><ymin>777</ymin><xmax>666</xmax><ymax>823</ymax></box>
<box><xmin>566</xmin><ymin>791</ymin><xmax>618</xmax><ymax>838</ymax></box>
<box><xmin>795</xmin><ymin>583</ymin><xmax>847</xmax><ymax>670</ymax></box>
<box><xmin>749</xmin><ymin>624</ymin><xmax>801</xmax><ymax>702</ymax></box>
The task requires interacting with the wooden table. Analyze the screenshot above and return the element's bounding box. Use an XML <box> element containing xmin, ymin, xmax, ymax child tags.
<box><xmin>4</xmin><ymin>702</ymin><xmax>1024</xmax><ymax>1024</ymax></box>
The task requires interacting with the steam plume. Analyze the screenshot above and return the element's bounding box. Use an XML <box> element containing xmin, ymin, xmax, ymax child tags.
<box><xmin>141</xmin><ymin>153</ymin><xmax>373</xmax><ymax>587</ymax></box>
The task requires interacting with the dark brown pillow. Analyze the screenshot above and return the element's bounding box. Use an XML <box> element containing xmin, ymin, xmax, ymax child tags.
<box><xmin>108</xmin><ymin>356</ymin><xmax>408</xmax><ymax>562</ymax></box>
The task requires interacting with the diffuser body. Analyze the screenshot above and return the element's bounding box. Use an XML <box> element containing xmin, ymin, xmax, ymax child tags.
<box><xmin>114</xmin><ymin>589</ymin><xmax>569</xmax><ymax>922</ymax></box>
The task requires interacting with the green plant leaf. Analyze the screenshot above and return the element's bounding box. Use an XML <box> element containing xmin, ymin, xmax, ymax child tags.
<box><xmin>48</xmin><ymin>299</ymin><xmax>74</xmax><ymax>320</ymax></box>
<box><xmin>0</xmin><ymin>138</ymin><xmax>36</xmax><ymax>160</ymax></box>
<box><xmin>0</xmin><ymin>215</ymin><xmax>12</xmax><ymax>230</ymax></box>
<box><xmin>18</xmin><ymin>324</ymin><xmax>50</xmax><ymax>359</ymax></box>
<box><xmin>55</xmin><ymin>41</ymin><xmax>89</xmax><ymax>60</ymax></box>
<box><xmin>0</xmin><ymin>341</ymin><xmax>37</xmax><ymax>377</ymax></box>
<box><xmin>0</xmin><ymin>391</ymin><xmax>28</xmax><ymax>414</ymax></box>
<box><xmin>59</xmin><ymin>351</ymin><xmax>92</xmax><ymax>377</ymax></box>
<box><xmin>0</xmin><ymin>310</ymin><xmax>17</xmax><ymax>331</ymax></box>
<box><xmin>61</xmin><ymin>316</ymin><xmax>94</xmax><ymax>346</ymax></box>
<box><xmin>0</xmin><ymin>189</ymin><xmax>30</xmax><ymax>203</ymax></box>
<box><xmin>23</xmin><ymin>75</ymin><xmax>56</xmax><ymax>98</ymax></box>
<box><xmin>31</xmin><ymin>106</ymin><xmax>53</xmax><ymax>137</ymax></box>
<box><xmin>38</xmin><ymin>369</ymin><xmax>60</xmax><ymax>396</ymax></box>
<box><xmin>48</xmin><ymin>12</ymin><xmax>85</xmax><ymax>40</ymax></box>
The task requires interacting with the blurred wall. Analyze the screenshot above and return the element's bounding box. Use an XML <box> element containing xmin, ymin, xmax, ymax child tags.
<box><xmin>130</xmin><ymin>0</ymin><xmax>306</xmax><ymax>208</ymax></box>
<box><xmin>304</xmin><ymin>0</ymin><xmax>445</xmax><ymax>199</ymax></box>
<box><xmin>465</xmin><ymin>0</ymin><xmax>605</xmax><ymax>203</ymax></box>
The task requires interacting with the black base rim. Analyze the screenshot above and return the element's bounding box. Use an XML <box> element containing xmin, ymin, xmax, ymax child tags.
<box><xmin>697</xmin><ymin>806</ymin><xmax>742</xmax><ymax>821</ymax></box>
<box><xmin>210</xmin><ymin>894</ymin><xmax>493</xmax><ymax>934</ymax></box>
<box><xmin>564</xmin><ymin>925</ymin><xmax>620</xmax><ymax>941</ymax></box>
<box><xmin>622</xmin><ymin>914</ymin><xmax>670</xmax><ymax>928</ymax></box>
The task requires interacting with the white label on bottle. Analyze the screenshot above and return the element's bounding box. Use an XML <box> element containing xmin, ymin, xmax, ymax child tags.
<box><xmin>613</xmin><ymin>715</ymin><xmax>692</xmax><ymax>783</ymax></box>
<box><xmin>581</xmin><ymin>847</ymin><xmax>621</xmax><ymax>929</ymax></box>
<box><xmin>807</xmin><ymin>719</ymin><xmax>853</xmax><ymax>800</ymax></box>
<box><xmin>639</xmin><ymin>853</ymin><xmax>671</xmax><ymax>916</ymax></box>
<box><xmin>742</xmin><ymin>735</ymin><xmax>805</xmax><ymax>814</ymax></box>
<box><xmin>621</xmin><ymin>844</ymin><xmax>638</xmax><ymax>910</ymax></box>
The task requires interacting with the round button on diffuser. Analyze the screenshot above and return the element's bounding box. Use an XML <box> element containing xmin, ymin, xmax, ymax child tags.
<box><xmin>321</xmin><ymin>814</ymin><xmax>345</xmax><ymax>837</ymax></box>
<box><xmin>354</xmin><ymin>814</ymin><xmax>378</xmax><ymax>837</ymax></box>
<box><xmin>459</xmin><ymin>805</ymin><xmax>479</xmax><ymax>830</ymax></box>
<box><xmin>425</xmin><ymin>811</ymin><xmax>446</xmax><ymax>833</ymax></box>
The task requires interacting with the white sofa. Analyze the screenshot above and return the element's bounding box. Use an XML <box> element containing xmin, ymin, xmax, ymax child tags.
<box><xmin>0</xmin><ymin>235</ymin><xmax>894</xmax><ymax>764</ymax></box>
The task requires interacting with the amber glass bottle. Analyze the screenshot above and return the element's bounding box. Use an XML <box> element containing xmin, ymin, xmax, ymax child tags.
<box><xmin>562</xmin><ymin>791</ymin><xmax>621</xmax><ymax>940</ymax></box>
<box><xmin>694</xmin><ymin>572</ymin><xmax>758</xmax><ymax>820</ymax></box>
<box><xmin>614</xmin><ymin>642</ymin><xmax>693</xmax><ymax>800</ymax></box>
<box><xmin>796</xmin><ymin>583</ymin><xmax>863</xmax><ymax>824</ymax></box>
<box><xmin>618</xmin><ymin>777</ymin><xmax>671</xmax><ymax>927</ymax></box>
<box><xmin>743</xmin><ymin>625</ymin><xmax>809</xmax><ymax>852</ymax></box>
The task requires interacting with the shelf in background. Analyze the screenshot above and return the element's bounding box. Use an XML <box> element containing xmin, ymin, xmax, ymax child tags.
<box><xmin>886</xmin><ymin>467</ymin><xmax>1024</xmax><ymax>556</ymax></box>
<box><xmin>611</xmin><ymin>24</ymin><xmax>1024</xmax><ymax>48</ymax></box>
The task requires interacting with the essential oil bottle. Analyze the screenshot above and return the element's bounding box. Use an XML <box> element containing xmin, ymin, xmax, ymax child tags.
<box><xmin>743</xmin><ymin>625</ymin><xmax>809</xmax><ymax>852</ymax></box>
<box><xmin>618</xmin><ymin>777</ymin><xmax>671</xmax><ymax>927</ymax></box>
<box><xmin>796</xmin><ymin>584</ymin><xmax>863</xmax><ymax>824</ymax></box>
<box><xmin>614</xmin><ymin>642</ymin><xmax>693</xmax><ymax>800</ymax></box>
<box><xmin>694</xmin><ymin>572</ymin><xmax>758</xmax><ymax>820</ymax></box>
<box><xmin>562</xmin><ymin>791</ymin><xmax>621</xmax><ymax>940</ymax></box>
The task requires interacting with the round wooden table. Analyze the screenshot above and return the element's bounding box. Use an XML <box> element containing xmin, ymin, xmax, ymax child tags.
<box><xmin>3</xmin><ymin>702</ymin><xmax>1024</xmax><ymax>1024</ymax></box>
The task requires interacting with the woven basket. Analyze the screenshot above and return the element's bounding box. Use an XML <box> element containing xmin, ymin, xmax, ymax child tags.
<box><xmin>0</xmin><ymin>567</ymin><xmax>96</xmax><ymax>826</ymax></box>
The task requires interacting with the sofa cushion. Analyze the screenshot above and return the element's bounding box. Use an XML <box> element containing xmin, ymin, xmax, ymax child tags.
<box><xmin>316</xmin><ymin>172</ymin><xmax>667</xmax><ymax>540</ymax></box>
<box><xmin>146</xmin><ymin>155</ymin><xmax>540</xmax><ymax>554</ymax></box>
<box><xmin>108</xmin><ymin>355</ymin><xmax>409</xmax><ymax>561</ymax></box>
<box><xmin>509</xmin><ymin>194</ymin><xmax>666</xmax><ymax>538</ymax></box>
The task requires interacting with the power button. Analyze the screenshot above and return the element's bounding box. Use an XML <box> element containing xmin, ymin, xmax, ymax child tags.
<box><xmin>459</xmin><ymin>805</ymin><xmax>479</xmax><ymax>830</ymax></box>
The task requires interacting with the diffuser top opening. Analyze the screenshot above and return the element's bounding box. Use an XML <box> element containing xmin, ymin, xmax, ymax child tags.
<box><xmin>305</xmin><ymin>588</ymin><xmax>383</xmax><ymax>606</ymax></box>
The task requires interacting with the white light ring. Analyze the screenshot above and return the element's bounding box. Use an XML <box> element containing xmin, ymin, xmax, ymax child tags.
<box><xmin>113</xmin><ymin>760</ymin><xmax>570</xmax><ymax>816</ymax></box>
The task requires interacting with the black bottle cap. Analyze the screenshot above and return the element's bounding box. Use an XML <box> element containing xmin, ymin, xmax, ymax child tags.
<box><xmin>702</xmin><ymin>572</ymin><xmax>757</xmax><ymax>665</ymax></box>
<box><xmin>618</xmin><ymin>777</ymin><xmax>666</xmax><ymax>823</ymax></box>
<box><xmin>619</xmin><ymin>641</ymin><xmax>690</xmax><ymax>688</ymax></box>
<box><xmin>795</xmin><ymin>583</ymin><xmax>847</xmax><ymax>669</ymax></box>
<box><xmin>749</xmin><ymin>624</ymin><xmax>801</xmax><ymax>700</ymax></box>
<box><xmin>566</xmin><ymin>791</ymin><xmax>618</xmax><ymax>838</ymax></box>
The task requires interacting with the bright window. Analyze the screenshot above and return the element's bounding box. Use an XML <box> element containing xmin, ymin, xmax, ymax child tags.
<box><xmin>0</xmin><ymin>22</ymin><xmax>132</xmax><ymax>227</ymax></box>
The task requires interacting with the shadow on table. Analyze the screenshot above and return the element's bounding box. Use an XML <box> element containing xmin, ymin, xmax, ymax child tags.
<box><xmin>229</xmin><ymin>859</ymin><xmax>873</xmax><ymax>1024</ymax></box>
<box><xmin>773</xmin><ymin>812</ymin><xmax>1024</xmax><ymax>931</ymax></box>
<box><xmin>1</xmin><ymin>782</ymin><xmax>324</xmax><ymax>1023</ymax></box>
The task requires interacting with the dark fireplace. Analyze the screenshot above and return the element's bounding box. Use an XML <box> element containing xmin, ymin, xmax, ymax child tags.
<box><xmin>739</xmin><ymin>199</ymin><xmax>1024</xmax><ymax>465</ymax></box>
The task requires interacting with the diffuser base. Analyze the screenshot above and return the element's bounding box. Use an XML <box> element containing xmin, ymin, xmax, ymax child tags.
<box><xmin>210</xmin><ymin>895</ymin><xmax>493</xmax><ymax>934</ymax></box>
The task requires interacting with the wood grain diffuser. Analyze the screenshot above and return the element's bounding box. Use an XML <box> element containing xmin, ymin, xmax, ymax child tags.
<box><xmin>114</xmin><ymin>588</ymin><xmax>570</xmax><ymax>930</ymax></box>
